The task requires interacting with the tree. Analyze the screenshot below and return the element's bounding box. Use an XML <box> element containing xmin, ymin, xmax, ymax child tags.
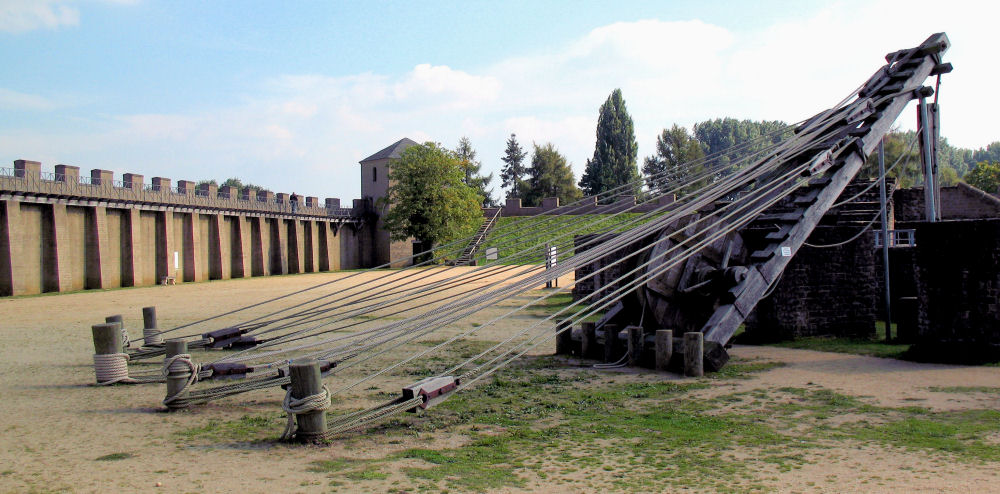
<box><xmin>642</xmin><ymin>124</ymin><xmax>706</xmax><ymax>196</ymax></box>
<box><xmin>455</xmin><ymin>136</ymin><xmax>496</xmax><ymax>207</ymax></box>
<box><xmin>964</xmin><ymin>161</ymin><xmax>1000</xmax><ymax>194</ymax></box>
<box><xmin>579</xmin><ymin>89</ymin><xmax>640</xmax><ymax>199</ymax></box>
<box><xmin>381</xmin><ymin>142</ymin><xmax>484</xmax><ymax>253</ymax></box>
<box><xmin>220</xmin><ymin>177</ymin><xmax>267</xmax><ymax>197</ymax></box>
<box><xmin>692</xmin><ymin>118</ymin><xmax>789</xmax><ymax>176</ymax></box>
<box><xmin>524</xmin><ymin>143</ymin><xmax>583</xmax><ymax>207</ymax></box>
<box><xmin>500</xmin><ymin>133</ymin><xmax>528</xmax><ymax>200</ymax></box>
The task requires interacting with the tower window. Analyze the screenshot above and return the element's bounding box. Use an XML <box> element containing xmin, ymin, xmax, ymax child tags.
<box><xmin>373</xmin><ymin>166</ymin><xmax>377</xmax><ymax>182</ymax></box>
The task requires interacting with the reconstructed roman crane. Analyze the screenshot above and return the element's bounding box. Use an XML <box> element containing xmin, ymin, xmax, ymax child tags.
<box><xmin>89</xmin><ymin>34</ymin><xmax>951</xmax><ymax>440</ymax></box>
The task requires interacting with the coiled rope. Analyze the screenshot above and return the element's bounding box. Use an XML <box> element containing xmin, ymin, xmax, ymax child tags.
<box><xmin>280</xmin><ymin>385</ymin><xmax>331</xmax><ymax>441</ymax></box>
<box><xmin>162</xmin><ymin>353</ymin><xmax>201</xmax><ymax>406</ymax></box>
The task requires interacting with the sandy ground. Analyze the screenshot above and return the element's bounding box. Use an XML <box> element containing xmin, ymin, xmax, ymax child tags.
<box><xmin>0</xmin><ymin>268</ymin><xmax>997</xmax><ymax>493</ymax></box>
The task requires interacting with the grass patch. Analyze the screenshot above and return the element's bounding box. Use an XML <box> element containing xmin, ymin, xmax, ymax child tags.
<box><xmin>928</xmin><ymin>386</ymin><xmax>1000</xmax><ymax>394</ymax></box>
<box><xmin>178</xmin><ymin>414</ymin><xmax>281</xmax><ymax>442</ymax></box>
<box><xmin>94</xmin><ymin>452</ymin><xmax>133</xmax><ymax>461</ymax></box>
<box><xmin>710</xmin><ymin>359</ymin><xmax>786</xmax><ymax>380</ymax></box>
<box><xmin>764</xmin><ymin>321</ymin><xmax>910</xmax><ymax>359</ymax></box>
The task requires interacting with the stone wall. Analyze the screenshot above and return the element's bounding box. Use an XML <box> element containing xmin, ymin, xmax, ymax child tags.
<box><xmin>893</xmin><ymin>183</ymin><xmax>1000</xmax><ymax>222</ymax></box>
<box><xmin>745</xmin><ymin>227</ymin><xmax>878</xmax><ymax>340</ymax></box>
<box><xmin>0</xmin><ymin>161</ymin><xmax>367</xmax><ymax>296</ymax></box>
<box><xmin>910</xmin><ymin>219</ymin><xmax>1000</xmax><ymax>362</ymax></box>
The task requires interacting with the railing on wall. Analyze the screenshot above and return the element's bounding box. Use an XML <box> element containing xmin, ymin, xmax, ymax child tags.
<box><xmin>0</xmin><ymin>167</ymin><xmax>360</xmax><ymax>220</ymax></box>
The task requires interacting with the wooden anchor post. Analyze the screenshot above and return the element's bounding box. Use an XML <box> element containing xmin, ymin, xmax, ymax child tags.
<box><xmin>288</xmin><ymin>359</ymin><xmax>328</xmax><ymax>442</ymax></box>
<box><xmin>684</xmin><ymin>332</ymin><xmax>704</xmax><ymax>377</ymax></box>
<box><xmin>164</xmin><ymin>339</ymin><xmax>190</xmax><ymax>411</ymax></box>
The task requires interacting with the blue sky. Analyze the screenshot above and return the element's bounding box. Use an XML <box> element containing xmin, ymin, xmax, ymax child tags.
<box><xmin>1</xmin><ymin>0</ymin><xmax>995</xmax><ymax>202</ymax></box>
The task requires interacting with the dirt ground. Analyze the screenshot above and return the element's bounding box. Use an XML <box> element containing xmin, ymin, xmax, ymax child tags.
<box><xmin>0</xmin><ymin>269</ymin><xmax>998</xmax><ymax>493</ymax></box>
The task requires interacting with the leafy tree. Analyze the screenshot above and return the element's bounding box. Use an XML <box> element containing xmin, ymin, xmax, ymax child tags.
<box><xmin>579</xmin><ymin>89</ymin><xmax>640</xmax><ymax>199</ymax></box>
<box><xmin>381</xmin><ymin>142</ymin><xmax>484</xmax><ymax>253</ymax></box>
<box><xmin>859</xmin><ymin>131</ymin><xmax>923</xmax><ymax>188</ymax></box>
<box><xmin>525</xmin><ymin>143</ymin><xmax>583</xmax><ymax>207</ymax></box>
<box><xmin>219</xmin><ymin>177</ymin><xmax>268</xmax><ymax>197</ymax></box>
<box><xmin>971</xmin><ymin>142</ymin><xmax>1000</xmax><ymax>167</ymax></box>
<box><xmin>964</xmin><ymin>161</ymin><xmax>1000</xmax><ymax>193</ymax></box>
<box><xmin>642</xmin><ymin>124</ymin><xmax>706</xmax><ymax>196</ymax></box>
<box><xmin>500</xmin><ymin>133</ymin><xmax>528</xmax><ymax>200</ymax></box>
<box><xmin>692</xmin><ymin>118</ymin><xmax>789</xmax><ymax>174</ymax></box>
<box><xmin>455</xmin><ymin>136</ymin><xmax>496</xmax><ymax>207</ymax></box>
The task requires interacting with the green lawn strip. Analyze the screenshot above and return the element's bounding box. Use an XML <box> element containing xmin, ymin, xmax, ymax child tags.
<box><xmin>927</xmin><ymin>386</ymin><xmax>1000</xmax><ymax>394</ymax></box>
<box><xmin>764</xmin><ymin>322</ymin><xmax>910</xmax><ymax>360</ymax></box>
<box><xmin>480</xmin><ymin>213</ymin><xmax>663</xmax><ymax>265</ymax></box>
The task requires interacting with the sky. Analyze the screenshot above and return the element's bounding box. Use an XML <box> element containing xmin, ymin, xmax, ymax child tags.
<box><xmin>1</xmin><ymin>0</ymin><xmax>997</xmax><ymax>203</ymax></box>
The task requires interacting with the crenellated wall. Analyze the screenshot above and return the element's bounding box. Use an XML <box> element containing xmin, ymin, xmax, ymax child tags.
<box><xmin>0</xmin><ymin>160</ymin><xmax>366</xmax><ymax>296</ymax></box>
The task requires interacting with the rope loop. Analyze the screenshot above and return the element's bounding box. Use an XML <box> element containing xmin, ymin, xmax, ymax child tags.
<box><xmin>143</xmin><ymin>328</ymin><xmax>165</xmax><ymax>346</ymax></box>
<box><xmin>279</xmin><ymin>385</ymin><xmax>331</xmax><ymax>441</ymax></box>
<box><xmin>162</xmin><ymin>353</ymin><xmax>201</xmax><ymax>406</ymax></box>
<box><xmin>93</xmin><ymin>353</ymin><xmax>137</xmax><ymax>385</ymax></box>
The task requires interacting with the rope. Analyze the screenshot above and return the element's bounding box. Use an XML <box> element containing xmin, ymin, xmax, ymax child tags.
<box><xmin>143</xmin><ymin>328</ymin><xmax>165</xmax><ymax>346</ymax></box>
<box><xmin>93</xmin><ymin>353</ymin><xmax>137</xmax><ymax>385</ymax></box>
<box><xmin>162</xmin><ymin>354</ymin><xmax>200</xmax><ymax>406</ymax></box>
<box><xmin>323</xmin><ymin>397</ymin><xmax>424</xmax><ymax>438</ymax></box>
<box><xmin>120</xmin><ymin>327</ymin><xmax>130</xmax><ymax>350</ymax></box>
<box><xmin>279</xmin><ymin>385</ymin><xmax>331</xmax><ymax>441</ymax></box>
<box><xmin>802</xmin><ymin>209</ymin><xmax>881</xmax><ymax>248</ymax></box>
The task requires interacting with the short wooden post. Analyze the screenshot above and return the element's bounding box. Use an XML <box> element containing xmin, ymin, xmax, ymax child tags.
<box><xmin>92</xmin><ymin>322</ymin><xmax>124</xmax><ymax>384</ymax></box>
<box><xmin>289</xmin><ymin>359</ymin><xmax>327</xmax><ymax>442</ymax></box>
<box><xmin>555</xmin><ymin>319</ymin><xmax>573</xmax><ymax>355</ymax></box>
<box><xmin>164</xmin><ymin>339</ymin><xmax>190</xmax><ymax>411</ymax></box>
<box><xmin>684</xmin><ymin>332</ymin><xmax>704</xmax><ymax>377</ymax></box>
<box><xmin>580</xmin><ymin>322</ymin><xmax>597</xmax><ymax>359</ymax></box>
<box><xmin>142</xmin><ymin>306</ymin><xmax>164</xmax><ymax>346</ymax></box>
<box><xmin>654</xmin><ymin>329</ymin><xmax>673</xmax><ymax>371</ymax></box>
<box><xmin>105</xmin><ymin>314</ymin><xmax>126</xmax><ymax>351</ymax></box>
<box><xmin>603</xmin><ymin>324</ymin><xmax>620</xmax><ymax>363</ymax></box>
<box><xmin>626</xmin><ymin>326</ymin><xmax>644</xmax><ymax>366</ymax></box>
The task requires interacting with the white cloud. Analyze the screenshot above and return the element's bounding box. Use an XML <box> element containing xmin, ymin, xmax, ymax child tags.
<box><xmin>0</xmin><ymin>0</ymin><xmax>79</xmax><ymax>33</ymax></box>
<box><xmin>0</xmin><ymin>88</ymin><xmax>58</xmax><ymax>110</ymax></box>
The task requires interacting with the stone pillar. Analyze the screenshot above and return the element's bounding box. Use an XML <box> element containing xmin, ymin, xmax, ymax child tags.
<box><xmin>183</xmin><ymin>213</ymin><xmax>200</xmax><ymax>282</ymax></box>
<box><xmin>55</xmin><ymin>164</ymin><xmax>79</xmax><ymax>184</ymax></box>
<box><xmin>14</xmin><ymin>159</ymin><xmax>41</xmax><ymax>180</ymax></box>
<box><xmin>151</xmin><ymin>177</ymin><xmax>171</xmax><ymax>192</ymax></box>
<box><xmin>306</xmin><ymin>221</ymin><xmax>320</xmax><ymax>272</ymax></box>
<box><xmin>50</xmin><ymin>203</ymin><xmax>72</xmax><ymax>292</ymax></box>
<box><xmin>122</xmin><ymin>208</ymin><xmax>142</xmax><ymax>286</ymax></box>
<box><xmin>325</xmin><ymin>198</ymin><xmax>340</xmax><ymax>210</ymax></box>
<box><xmin>86</xmin><ymin>206</ymin><xmax>111</xmax><ymax>289</ymax></box>
<box><xmin>90</xmin><ymin>169</ymin><xmax>112</xmax><ymax>186</ymax></box>
<box><xmin>317</xmin><ymin>222</ymin><xmax>331</xmax><ymax>272</ymax></box>
<box><xmin>208</xmin><ymin>214</ymin><xmax>223</xmax><ymax>280</ymax></box>
<box><xmin>176</xmin><ymin>180</ymin><xmax>195</xmax><ymax>196</ymax></box>
<box><xmin>272</xmin><ymin>218</ymin><xmax>288</xmax><ymax>274</ymax></box>
<box><xmin>219</xmin><ymin>185</ymin><xmax>237</xmax><ymax>200</ymax></box>
<box><xmin>231</xmin><ymin>214</ymin><xmax>248</xmax><ymax>278</ymax></box>
<box><xmin>0</xmin><ymin>200</ymin><xmax>25</xmax><ymax>296</ymax></box>
<box><xmin>305</xmin><ymin>196</ymin><xmax>318</xmax><ymax>208</ymax></box>
<box><xmin>251</xmin><ymin>216</ymin><xmax>266</xmax><ymax>276</ymax></box>
<box><xmin>122</xmin><ymin>173</ymin><xmax>143</xmax><ymax>190</ymax></box>
<box><xmin>288</xmin><ymin>219</ymin><xmax>303</xmax><ymax>274</ymax></box>
<box><xmin>157</xmin><ymin>210</ymin><xmax>175</xmax><ymax>281</ymax></box>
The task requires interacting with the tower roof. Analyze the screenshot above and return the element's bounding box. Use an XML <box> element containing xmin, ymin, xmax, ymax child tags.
<box><xmin>359</xmin><ymin>138</ymin><xmax>419</xmax><ymax>163</ymax></box>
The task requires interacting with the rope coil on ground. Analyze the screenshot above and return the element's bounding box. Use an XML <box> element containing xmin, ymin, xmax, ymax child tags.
<box><xmin>162</xmin><ymin>353</ymin><xmax>200</xmax><ymax>406</ymax></box>
<box><xmin>279</xmin><ymin>385</ymin><xmax>331</xmax><ymax>441</ymax></box>
<box><xmin>93</xmin><ymin>353</ymin><xmax>137</xmax><ymax>385</ymax></box>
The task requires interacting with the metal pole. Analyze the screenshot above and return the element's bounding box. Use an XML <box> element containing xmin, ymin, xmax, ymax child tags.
<box><xmin>918</xmin><ymin>95</ymin><xmax>937</xmax><ymax>222</ymax></box>
<box><xmin>878</xmin><ymin>139</ymin><xmax>893</xmax><ymax>342</ymax></box>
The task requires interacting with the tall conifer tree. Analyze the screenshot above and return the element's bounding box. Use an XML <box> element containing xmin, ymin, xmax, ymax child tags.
<box><xmin>579</xmin><ymin>89</ymin><xmax>640</xmax><ymax>199</ymax></box>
